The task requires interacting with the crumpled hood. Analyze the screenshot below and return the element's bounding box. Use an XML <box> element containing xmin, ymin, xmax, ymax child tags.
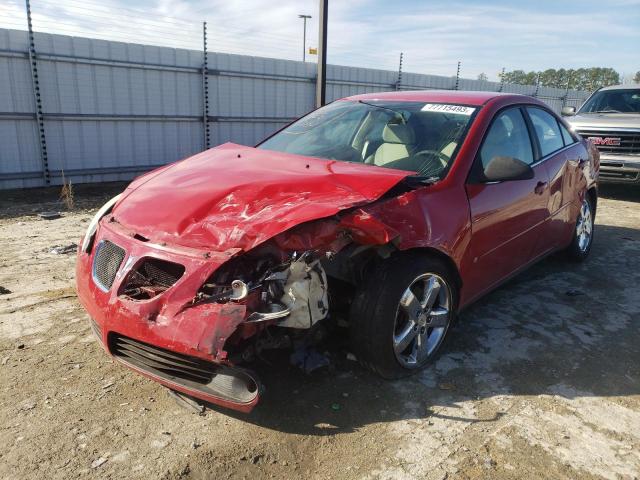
<box><xmin>568</xmin><ymin>113</ymin><xmax>640</xmax><ymax>130</ymax></box>
<box><xmin>113</xmin><ymin>143</ymin><xmax>412</xmax><ymax>251</ymax></box>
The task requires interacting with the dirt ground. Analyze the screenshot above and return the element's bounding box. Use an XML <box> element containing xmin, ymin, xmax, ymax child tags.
<box><xmin>0</xmin><ymin>182</ymin><xmax>638</xmax><ymax>480</ymax></box>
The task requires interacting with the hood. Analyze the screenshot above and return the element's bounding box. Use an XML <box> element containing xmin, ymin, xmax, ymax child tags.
<box><xmin>113</xmin><ymin>143</ymin><xmax>412</xmax><ymax>251</ymax></box>
<box><xmin>567</xmin><ymin>113</ymin><xmax>640</xmax><ymax>130</ymax></box>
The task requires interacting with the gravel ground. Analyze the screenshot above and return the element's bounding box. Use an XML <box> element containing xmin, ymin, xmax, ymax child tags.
<box><xmin>0</xmin><ymin>182</ymin><xmax>638</xmax><ymax>480</ymax></box>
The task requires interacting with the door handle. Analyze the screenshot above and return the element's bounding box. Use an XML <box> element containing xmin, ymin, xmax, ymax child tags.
<box><xmin>534</xmin><ymin>181</ymin><xmax>547</xmax><ymax>195</ymax></box>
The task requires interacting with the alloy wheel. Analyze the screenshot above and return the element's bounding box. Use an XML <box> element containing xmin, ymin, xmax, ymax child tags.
<box><xmin>392</xmin><ymin>273</ymin><xmax>451</xmax><ymax>368</ymax></box>
<box><xmin>576</xmin><ymin>198</ymin><xmax>593</xmax><ymax>253</ymax></box>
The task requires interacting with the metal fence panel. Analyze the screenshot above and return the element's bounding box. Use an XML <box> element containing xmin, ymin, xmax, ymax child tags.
<box><xmin>0</xmin><ymin>29</ymin><xmax>41</xmax><ymax>189</ymax></box>
<box><xmin>0</xmin><ymin>27</ymin><xmax>592</xmax><ymax>190</ymax></box>
<box><xmin>209</xmin><ymin>53</ymin><xmax>314</xmax><ymax>118</ymax></box>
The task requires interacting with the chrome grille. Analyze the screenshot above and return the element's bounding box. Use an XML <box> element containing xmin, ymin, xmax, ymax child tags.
<box><xmin>92</xmin><ymin>240</ymin><xmax>126</xmax><ymax>290</ymax></box>
<box><xmin>576</xmin><ymin>129</ymin><xmax>640</xmax><ymax>155</ymax></box>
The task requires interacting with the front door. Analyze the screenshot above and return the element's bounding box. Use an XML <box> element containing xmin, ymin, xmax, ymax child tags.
<box><xmin>463</xmin><ymin>106</ymin><xmax>550</xmax><ymax>303</ymax></box>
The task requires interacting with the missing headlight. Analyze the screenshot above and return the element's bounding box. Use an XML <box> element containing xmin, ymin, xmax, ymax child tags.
<box><xmin>194</xmin><ymin>250</ymin><xmax>330</xmax><ymax>329</ymax></box>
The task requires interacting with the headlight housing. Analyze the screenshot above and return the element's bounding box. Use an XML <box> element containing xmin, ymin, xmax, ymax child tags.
<box><xmin>81</xmin><ymin>194</ymin><xmax>122</xmax><ymax>253</ymax></box>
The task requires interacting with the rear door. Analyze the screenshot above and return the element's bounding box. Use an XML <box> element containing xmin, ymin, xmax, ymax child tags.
<box><xmin>464</xmin><ymin>106</ymin><xmax>550</xmax><ymax>299</ymax></box>
<box><xmin>525</xmin><ymin>107</ymin><xmax>584</xmax><ymax>251</ymax></box>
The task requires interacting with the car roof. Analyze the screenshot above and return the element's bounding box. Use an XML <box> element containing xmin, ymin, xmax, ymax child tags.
<box><xmin>599</xmin><ymin>84</ymin><xmax>640</xmax><ymax>91</ymax></box>
<box><xmin>342</xmin><ymin>90</ymin><xmax>528</xmax><ymax>106</ymax></box>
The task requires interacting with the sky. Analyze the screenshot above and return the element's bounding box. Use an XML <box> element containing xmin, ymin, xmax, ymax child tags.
<box><xmin>1</xmin><ymin>0</ymin><xmax>638</xmax><ymax>81</ymax></box>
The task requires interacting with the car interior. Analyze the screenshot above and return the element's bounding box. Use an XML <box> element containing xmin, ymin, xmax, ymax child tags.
<box><xmin>259</xmin><ymin>101</ymin><xmax>474</xmax><ymax>178</ymax></box>
<box><xmin>355</xmin><ymin>110</ymin><xmax>467</xmax><ymax>177</ymax></box>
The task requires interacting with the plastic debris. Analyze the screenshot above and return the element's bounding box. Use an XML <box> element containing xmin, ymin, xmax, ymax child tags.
<box><xmin>49</xmin><ymin>243</ymin><xmax>77</xmax><ymax>255</ymax></box>
<box><xmin>167</xmin><ymin>389</ymin><xmax>205</xmax><ymax>414</ymax></box>
<box><xmin>289</xmin><ymin>346</ymin><xmax>330</xmax><ymax>374</ymax></box>
<box><xmin>91</xmin><ymin>457</ymin><xmax>108</xmax><ymax>469</ymax></box>
<box><xmin>331</xmin><ymin>403</ymin><xmax>341</xmax><ymax>411</ymax></box>
<box><xmin>39</xmin><ymin>211</ymin><xmax>61</xmax><ymax>220</ymax></box>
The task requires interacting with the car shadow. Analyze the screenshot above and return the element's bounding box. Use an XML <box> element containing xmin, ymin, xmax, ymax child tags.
<box><xmin>208</xmin><ymin>222</ymin><xmax>640</xmax><ymax>435</ymax></box>
<box><xmin>599</xmin><ymin>183</ymin><xmax>640</xmax><ymax>202</ymax></box>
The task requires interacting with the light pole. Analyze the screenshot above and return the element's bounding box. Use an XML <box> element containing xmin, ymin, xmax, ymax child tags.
<box><xmin>298</xmin><ymin>14</ymin><xmax>311</xmax><ymax>62</ymax></box>
<box><xmin>316</xmin><ymin>0</ymin><xmax>327</xmax><ymax>107</ymax></box>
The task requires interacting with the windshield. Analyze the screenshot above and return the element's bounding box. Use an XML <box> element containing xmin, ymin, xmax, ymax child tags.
<box><xmin>579</xmin><ymin>89</ymin><xmax>640</xmax><ymax>114</ymax></box>
<box><xmin>258</xmin><ymin>100</ymin><xmax>477</xmax><ymax>178</ymax></box>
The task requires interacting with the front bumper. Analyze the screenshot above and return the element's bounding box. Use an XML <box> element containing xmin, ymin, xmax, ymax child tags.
<box><xmin>598</xmin><ymin>154</ymin><xmax>640</xmax><ymax>184</ymax></box>
<box><xmin>76</xmin><ymin>220</ymin><xmax>261</xmax><ymax>412</ymax></box>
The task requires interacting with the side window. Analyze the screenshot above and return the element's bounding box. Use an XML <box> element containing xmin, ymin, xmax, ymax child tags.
<box><xmin>480</xmin><ymin>108</ymin><xmax>534</xmax><ymax>168</ymax></box>
<box><xmin>558</xmin><ymin>121</ymin><xmax>575</xmax><ymax>146</ymax></box>
<box><xmin>527</xmin><ymin>107</ymin><xmax>564</xmax><ymax>156</ymax></box>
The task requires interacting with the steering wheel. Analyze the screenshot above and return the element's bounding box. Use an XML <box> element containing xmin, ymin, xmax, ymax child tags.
<box><xmin>412</xmin><ymin>149</ymin><xmax>450</xmax><ymax>171</ymax></box>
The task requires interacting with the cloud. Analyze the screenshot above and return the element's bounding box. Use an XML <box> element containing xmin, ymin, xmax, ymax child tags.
<box><xmin>0</xmin><ymin>0</ymin><xmax>637</xmax><ymax>80</ymax></box>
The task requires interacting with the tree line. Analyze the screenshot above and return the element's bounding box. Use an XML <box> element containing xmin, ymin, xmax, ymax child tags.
<box><xmin>476</xmin><ymin>68</ymin><xmax>640</xmax><ymax>91</ymax></box>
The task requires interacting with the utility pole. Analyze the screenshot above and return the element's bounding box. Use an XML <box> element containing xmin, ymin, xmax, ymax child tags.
<box><xmin>316</xmin><ymin>0</ymin><xmax>328</xmax><ymax>108</ymax></box>
<box><xmin>298</xmin><ymin>14</ymin><xmax>311</xmax><ymax>63</ymax></box>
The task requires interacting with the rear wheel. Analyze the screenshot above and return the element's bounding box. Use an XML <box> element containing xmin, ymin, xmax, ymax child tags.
<box><xmin>349</xmin><ymin>254</ymin><xmax>457</xmax><ymax>379</ymax></box>
<box><xmin>566</xmin><ymin>196</ymin><xmax>594</xmax><ymax>261</ymax></box>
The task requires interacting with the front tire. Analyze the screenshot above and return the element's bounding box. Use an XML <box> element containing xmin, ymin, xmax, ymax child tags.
<box><xmin>349</xmin><ymin>254</ymin><xmax>458</xmax><ymax>379</ymax></box>
<box><xmin>566</xmin><ymin>196</ymin><xmax>594</xmax><ymax>262</ymax></box>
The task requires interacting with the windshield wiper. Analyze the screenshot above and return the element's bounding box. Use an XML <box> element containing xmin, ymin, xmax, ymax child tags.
<box><xmin>404</xmin><ymin>175</ymin><xmax>440</xmax><ymax>187</ymax></box>
<box><xmin>591</xmin><ymin>109</ymin><xmax>622</xmax><ymax>113</ymax></box>
<box><xmin>358</xmin><ymin>100</ymin><xmax>407</xmax><ymax>124</ymax></box>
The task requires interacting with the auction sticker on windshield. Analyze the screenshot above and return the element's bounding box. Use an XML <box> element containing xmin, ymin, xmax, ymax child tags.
<box><xmin>421</xmin><ymin>104</ymin><xmax>476</xmax><ymax>115</ymax></box>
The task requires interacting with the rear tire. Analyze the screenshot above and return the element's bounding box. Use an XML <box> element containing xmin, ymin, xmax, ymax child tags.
<box><xmin>349</xmin><ymin>253</ymin><xmax>458</xmax><ymax>379</ymax></box>
<box><xmin>565</xmin><ymin>196</ymin><xmax>594</xmax><ymax>262</ymax></box>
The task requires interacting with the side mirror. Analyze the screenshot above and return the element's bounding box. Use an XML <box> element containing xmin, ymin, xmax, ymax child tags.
<box><xmin>561</xmin><ymin>106</ymin><xmax>576</xmax><ymax>116</ymax></box>
<box><xmin>483</xmin><ymin>156</ymin><xmax>534</xmax><ymax>182</ymax></box>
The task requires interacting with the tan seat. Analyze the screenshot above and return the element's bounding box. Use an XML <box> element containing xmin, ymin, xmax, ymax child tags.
<box><xmin>371</xmin><ymin>123</ymin><xmax>416</xmax><ymax>167</ymax></box>
<box><xmin>440</xmin><ymin>141</ymin><xmax>457</xmax><ymax>158</ymax></box>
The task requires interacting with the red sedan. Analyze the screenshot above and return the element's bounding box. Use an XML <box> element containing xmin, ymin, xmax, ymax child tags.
<box><xmin>76</xmin><ymin>91</ymin><xmax>599</xmax><ymax>412</ymax></box>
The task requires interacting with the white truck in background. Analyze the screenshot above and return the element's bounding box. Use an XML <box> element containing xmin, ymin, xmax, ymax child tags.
<box><xmin>563</xmin><ymin>84</ymin><xmax>640</xmax><ymax>185</ymax></box>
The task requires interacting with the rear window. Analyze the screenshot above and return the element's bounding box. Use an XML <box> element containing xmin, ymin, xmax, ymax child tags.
<box><xmin>527</xmin><ymin>107</ymin><xmax>564</xmax><ymax>157</ymax></box>
<box><xmin>559</xmin><ymin>122</ymin><xmax>575</xmax><ymax>146</ymax></box>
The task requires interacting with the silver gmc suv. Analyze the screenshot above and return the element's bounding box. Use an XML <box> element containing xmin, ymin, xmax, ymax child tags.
<box><xmin>563</xmin><ymin>84</ymin><xmax>640</xmax><ymax>184</ymax></box>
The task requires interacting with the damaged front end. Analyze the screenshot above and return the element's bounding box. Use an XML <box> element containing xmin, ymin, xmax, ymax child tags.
<box><xmin>195</xmin><ymin>249</ymin><xmax>329</xmax><ymax>328</ymax></box>
<box><xmin>76</xmin><ymin>143</ymin><xmax>410</xmax><ymax>413</ymax></box>
<box><xmin>77</xmin><ymin>213</ymin><xmax>396</xmax><ymax>413</ymax></box>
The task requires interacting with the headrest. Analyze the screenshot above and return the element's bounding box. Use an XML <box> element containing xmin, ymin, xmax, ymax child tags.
<box><xmin>382</xmin><ymin>123</ymin><xmax>415</xmax><ymax>144</ymax></box>
<box><xmin>487</xmin><ymin>119</ymin><xmax>510</xmax><ymax>143</ymax></box>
